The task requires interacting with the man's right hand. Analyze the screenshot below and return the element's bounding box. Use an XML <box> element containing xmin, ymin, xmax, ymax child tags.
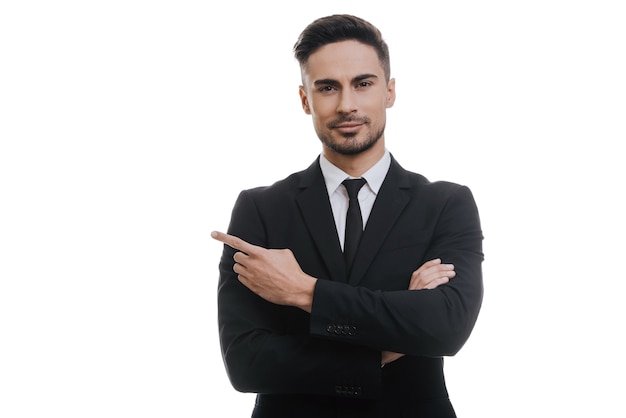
<box><xmin>408</xmin><ymin>258</ymin><xmax>455</xmax><ymax>290</ymax></box>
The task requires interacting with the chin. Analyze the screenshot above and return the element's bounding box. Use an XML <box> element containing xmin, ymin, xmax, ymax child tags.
<box><xmin>333</xmin><ymin>138</ymin><xmax>378</xmax><ymax>156</ymax></box>
<box><xmin>318</xmin><ymin>126</ymin><xmax>383</xmax><ymax>156</ymax></box>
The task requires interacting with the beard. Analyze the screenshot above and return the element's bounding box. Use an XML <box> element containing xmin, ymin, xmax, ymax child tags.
<box><xmin>317</xmin><ymin>116</ymin><xmax>385</xmax><ymax>156</ymax></box>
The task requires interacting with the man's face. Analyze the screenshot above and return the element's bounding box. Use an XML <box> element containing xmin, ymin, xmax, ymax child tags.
<box><xmin>299</xmin><ymin>40</ymin><xmax>395</xmax><ymax>156</ymax></box>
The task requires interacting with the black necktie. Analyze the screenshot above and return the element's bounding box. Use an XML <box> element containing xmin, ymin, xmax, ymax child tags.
<box><xmin>342</xmin><ymin>178</ymin><xmax>367</xmax><ymax>272</ymax></box>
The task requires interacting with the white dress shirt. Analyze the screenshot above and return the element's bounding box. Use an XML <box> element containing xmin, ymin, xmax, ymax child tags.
<box><xmin>319</xmin><ymin>151</ymin><xmax>392</xmax><ymax>250</ymax></box>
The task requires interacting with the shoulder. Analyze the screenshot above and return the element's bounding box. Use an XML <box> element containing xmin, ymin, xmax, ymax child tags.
<box><xmin>391</xmin><ymin>155</ymin><xmax>469</xmax><ymax>195</ymax></box>
<box><xmin>237</xmin><ymin>158</ymin><xmax>320</xmax><ymax>200</ymax></box>
<box><xmin>389</xmin><ymin>157</ymin><xmax>479</xmax><ymax>218</ymax></box>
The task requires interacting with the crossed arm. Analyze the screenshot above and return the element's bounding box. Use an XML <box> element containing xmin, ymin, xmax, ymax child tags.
<box><xmin>211</xmin><ymin>230</ymin><xmax>456</xmax><ymax>365</ymax></box>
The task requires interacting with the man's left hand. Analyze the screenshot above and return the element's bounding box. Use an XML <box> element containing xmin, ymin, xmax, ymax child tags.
<box><xmin>212</xmin><ymin>231</ymin><xmax>317</xmax><ymax>312</ymax></box>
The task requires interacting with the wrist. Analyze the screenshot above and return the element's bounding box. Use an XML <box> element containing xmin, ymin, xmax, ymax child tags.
<box><xmin>295</xmin><ymin>275</ymin><xmax>317</xmax><ymax>313</ymax></box>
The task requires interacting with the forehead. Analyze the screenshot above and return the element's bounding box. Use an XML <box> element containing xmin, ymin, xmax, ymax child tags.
<box><xmin>302</xmin><ymin>40</ymin><xmax>384</xmax><ymax>81</ymax></box>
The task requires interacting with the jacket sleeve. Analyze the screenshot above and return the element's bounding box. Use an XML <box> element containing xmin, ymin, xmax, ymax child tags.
<box><xmin>309</xmin><ymin>185</ymin><xmax>484</xmax><ymax>357</ymax></box>
<box><xmin>217</xmin><ymin>190</ymin><xmax>383</xmax><ymax>398</ymax></box>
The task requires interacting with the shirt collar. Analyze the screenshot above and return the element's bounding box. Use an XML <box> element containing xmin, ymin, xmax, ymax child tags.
<box><xmin>319</xmin><ymin>150</ymin><xmax>391</xmax><ymax>196</ymax></box>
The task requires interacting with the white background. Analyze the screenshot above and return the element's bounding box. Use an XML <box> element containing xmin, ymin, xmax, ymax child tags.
<box><xmin>1</xmin><ymin>1</ymin><xmax>625</xmax><ymax>417</ymax></box>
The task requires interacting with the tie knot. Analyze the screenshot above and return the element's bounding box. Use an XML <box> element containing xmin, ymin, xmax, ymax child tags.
<box><xmin>342</xmin><ymin>178</ymin><xmax>366</xmax><ymax>199</ymax></box>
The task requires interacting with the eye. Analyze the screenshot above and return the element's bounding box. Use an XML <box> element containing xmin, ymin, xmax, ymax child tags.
<box><xmin>318</xmin><ymin>85</ymin><xmax>336</xmax><ymax>93</ymax></box>
<box><xmin>356</xmin><ymin>81</ymin><xmax>372</xmax><ymax>89</ymax></box>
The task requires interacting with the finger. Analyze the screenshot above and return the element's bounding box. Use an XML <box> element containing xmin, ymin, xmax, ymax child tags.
<box><xmin>411</xmin><ymin>261</ymin><xmax>452</xmax><ymax>281</ymax></box>
<box><xmin>211</xmin><ymin>231</ymin><xmax>255</xmax><ymax>254</ymax></box>
<box><xmin>422</xmin><ymin>263</ymin><xmax>455</xmax><ymax>277</ymax></box>
<box><xmin>233</xmin><ymin>260</ymin><xmax>249</xmax><ymax>277</ymax></box>
<box><xmin>420</xmin><ymin>273</ymin><xmax>455</xmax><ymax>290</ymax></box>
<box><xmin>415</xmin><ymin>258</ymin><xmax>441</xmax><ymax>274</ymax></box>
<box><xmin>233</xmin><ymin>251</ymin><xmax>249</xmax><ymax>266</ymax></box>
<box><xmin>424</xmin><ymin>276</ymin><xmax>450</xmax><ymax>289</ymax></box>
<box><xmin>409</xmin><ymin>269</ymin><xmax>456</xmax><ymax>290</ymax></box>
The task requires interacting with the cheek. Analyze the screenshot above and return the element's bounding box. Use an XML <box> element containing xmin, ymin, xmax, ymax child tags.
<box><xmin>310</xmin><ymin>95</ymin><xmax>339</xmax><ymax>114</ymax></box>
<box><xmin>309</xmin><ymin>103</ymin><xmax>334</xmax><ymax>123</ymax></box>
<box><xmin>312</xmin><ymin>114</ymin><xmax>327</xmax><ymax>131</ymax></box>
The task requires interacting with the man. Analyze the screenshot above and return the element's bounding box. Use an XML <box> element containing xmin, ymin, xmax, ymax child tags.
<box><xmin>212</xmin><ymin>14</ymin><xmax>483</xmax><ymax>417</ymax></box>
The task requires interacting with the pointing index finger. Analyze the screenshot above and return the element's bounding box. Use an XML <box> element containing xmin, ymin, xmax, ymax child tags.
<box><xmin>211</xmin><ymin>231</ymin><xmax>255</xmax><ymax>254</ymax></box>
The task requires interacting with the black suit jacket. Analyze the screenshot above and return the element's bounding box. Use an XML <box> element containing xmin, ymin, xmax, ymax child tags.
<box><xmin>217</xmin><ymin>155</ymin><xmax>483</xmax><ymax>417</ymax></box>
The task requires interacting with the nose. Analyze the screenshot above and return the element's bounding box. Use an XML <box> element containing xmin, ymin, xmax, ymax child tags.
<box><xmin>336</xmin><ymin>90</ymin><xmax>357</xmax><ymax>114</ymax></box>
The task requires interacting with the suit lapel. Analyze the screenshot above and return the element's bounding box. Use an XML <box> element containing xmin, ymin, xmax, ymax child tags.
<box><xmin>349</xmin><ymin>158</ymin><xmax>411</xmax><ymax>285</ymax></box>
<box><xmin>295</xmin><ymin>159</ymin><xmax>348</xmax><ymax>282</ymax></box>
<box><xmin>294</xmin><ymin>156</ymin><xmax>413</xmax><ymax>285</ymax></box>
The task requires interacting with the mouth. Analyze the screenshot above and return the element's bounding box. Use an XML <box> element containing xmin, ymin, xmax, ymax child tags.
<box><xmin>333</xmin><ymin>122</ymin><xmax>364</xmax><ymax>134</ymax></box>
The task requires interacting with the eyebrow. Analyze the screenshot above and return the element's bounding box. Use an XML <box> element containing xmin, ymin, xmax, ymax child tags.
<box><xmin>313</xmin><ymin>73</ymin><xmax>379</xmax><ymax>87</ymax></box>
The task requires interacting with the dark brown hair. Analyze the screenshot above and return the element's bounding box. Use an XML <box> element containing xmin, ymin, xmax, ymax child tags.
<box><xmin>293</xmin><ymin>14</ymin><xmax>391</xmax><ymax>81</ymax></box>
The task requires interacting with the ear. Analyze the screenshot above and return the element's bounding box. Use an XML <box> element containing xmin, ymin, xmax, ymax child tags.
<box><xmin>299</xmin><ymin>86</ymin><xmax>311</xmax><ymax>114</ymax></box>
<box><xmin>385</xmin><ymin>78</ymin><xmax>396</xmax><ymax>108</ymax></box>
